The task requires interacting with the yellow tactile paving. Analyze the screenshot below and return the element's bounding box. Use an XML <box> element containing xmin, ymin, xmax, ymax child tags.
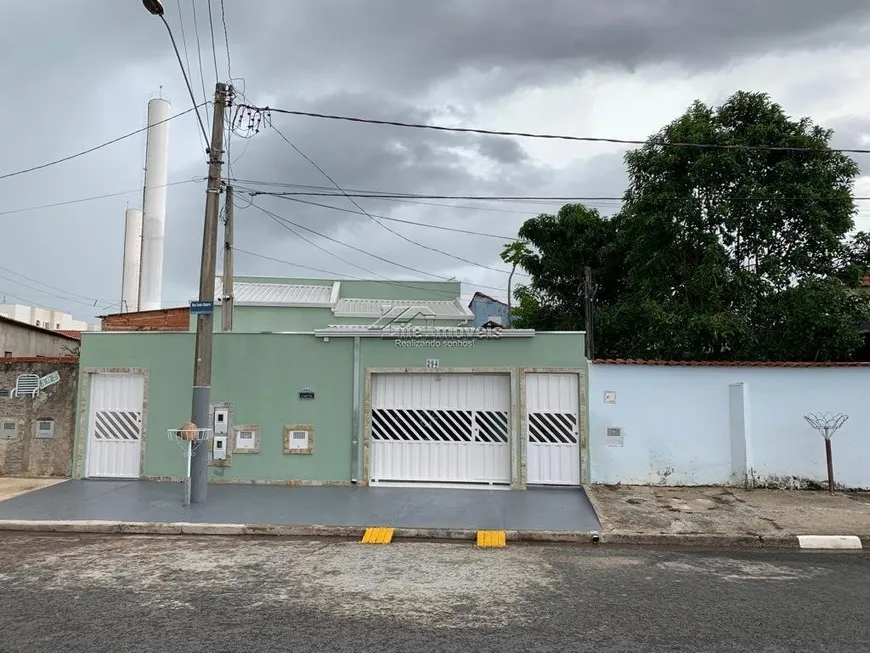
<box><xmin>476</xmin><ymin>530</ymin><xmax>506</xmax><ymax>548</ymax></box>
<box><xmin>361</xmin><ymin>527</ymin><xmax>394</xmax><ymax>544</ymax></box>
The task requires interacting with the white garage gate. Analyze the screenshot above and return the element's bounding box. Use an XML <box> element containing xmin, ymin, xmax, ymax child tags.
<box><xmin>525</xmin><ymin>372</ymin><xmax>581</xmax><ymax>486</ymax></box>
<box><xmin>369</xmin><ymin>372</ymin><xmax>511</xmax><ymax>486</ymax></box>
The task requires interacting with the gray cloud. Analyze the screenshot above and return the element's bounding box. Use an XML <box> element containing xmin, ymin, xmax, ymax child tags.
<box><xmin>2</xmin><ymin>1</ymin><xmax>870</xmax><ymax>322</ymax></box>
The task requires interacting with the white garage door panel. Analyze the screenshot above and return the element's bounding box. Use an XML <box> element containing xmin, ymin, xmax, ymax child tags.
<box><xmin>526</xmin><ymin>373</ymin><xmax>581</xmax><ymax>486</ymax></box>
<box><xmin>86</xmin><ymin>374</ymin><xmax>145</xmax><ymax>479</ymax></box>
<box><xmin>370</xmin><ymin>373</ymin><xmax>511</xmax><ymax>485</ymax></box>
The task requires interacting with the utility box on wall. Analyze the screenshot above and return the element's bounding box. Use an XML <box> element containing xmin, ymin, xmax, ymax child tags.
<box><xmin>284</xmin><ymin>424</ymin><xmax>313</xmax><ymax>455</ymax></box>
<box><xmin>208</xmin><ymin>402</ymin><xmax>235</xmax><ymax>466</ymax></box>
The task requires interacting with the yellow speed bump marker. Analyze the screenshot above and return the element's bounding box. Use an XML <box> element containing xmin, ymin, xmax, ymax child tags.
<box><xmin>361</xmin><ymin>527</ymin><xmax>394</xmax><ymax>544</ymax></box>
<box><xmin>476</xmin><ymin>530</ymin><xmax>506</xmax><ymax>548</ymax></box>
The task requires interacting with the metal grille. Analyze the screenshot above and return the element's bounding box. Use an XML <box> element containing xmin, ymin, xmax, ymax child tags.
<box><xmin>372</xmin><ymin>409</ymin><xmax>508</xmax><ymax>443</ymax></box>
<box><xmin>94</xmin><ymin>410</ymin><xmax>141</xmax><ymax>441</ymax></box>
<box><xmin>529</xmin><ymin>412</ymin><xmax>578</xmax><ymax>444</ymax></box>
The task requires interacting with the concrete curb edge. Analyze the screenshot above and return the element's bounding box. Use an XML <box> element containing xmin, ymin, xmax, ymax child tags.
<box><xmin>0</xmin><ymin>520</ymin><xmax>864</xmax><ymax>549</ymax></box>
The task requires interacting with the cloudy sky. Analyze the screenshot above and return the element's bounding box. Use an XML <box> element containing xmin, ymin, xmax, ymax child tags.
<box><xmin>3</xmin><ymin>1</ymin><xmax>870</xmax><ymax>325</ymax></box>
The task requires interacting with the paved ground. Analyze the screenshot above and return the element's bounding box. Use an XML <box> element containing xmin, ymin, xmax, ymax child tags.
<box><xmin>0</xmin><ymin>480</ymin><xmax>601</xmax><ymax>532</ymax></box>
<box><xmin>0</xmin><ymin>478</ymin><xmax>66</xmax><ymax>502</ymax></box>
<box><xmin>0</xmin><ymin>534</ymin><xmax>867</xmax><ymax>652</ymax></box>
<box><xmin>587</xmin><ymin>485</ymin><xmax>870</xmax><ymax>538</ymax></box>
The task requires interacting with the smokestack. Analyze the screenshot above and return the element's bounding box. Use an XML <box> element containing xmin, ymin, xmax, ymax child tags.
<box><xmin>138</xmin><ymin>97</ymin><xmax>171</xmax><ymax>312</ymax></box>
<box><xmin>121</xmin><ymin>208</ymin><xmax>143</xmax><ymax>313</ymax></box>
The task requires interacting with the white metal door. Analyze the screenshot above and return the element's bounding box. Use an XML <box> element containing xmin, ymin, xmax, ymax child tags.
<box><xmin>370</xmin><ymin>373</ymin><xmax>511</xmax><ymax>485</ymax></box>
<box><xmin>86</xmin><ymin>374</ymin><xmax>145</xmax><ymax>479</ymax></box>
<box><xmin>526</xmin><ymin>373</ymin><xmax>581</xmax><ymax>485</ymax></box>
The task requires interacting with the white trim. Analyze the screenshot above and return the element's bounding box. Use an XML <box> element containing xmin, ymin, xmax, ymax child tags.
<box><xmin>797</xmin><ymin>535</ymin><xmax>862</xmax><ymax>550</ymax></box>
<box><xmin>315</xmin><ymin>327</ymin><xmax>536</xmax><ymax>338</ymax></box>
<box><xmin>233</xmin><ymin>301</ymin><xmax>334</xmax><ymax>308</ymax></box>
<box><xmin>329</xmin><ymin>281</ymin><xmax>341</xmax><ymax>306</ymax></box>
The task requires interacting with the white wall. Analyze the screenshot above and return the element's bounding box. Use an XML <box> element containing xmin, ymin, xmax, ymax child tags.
<box><xmin>589</xmin><ymin>363</ymin><xmax>870</xmax><ymax>489</ymax></box>
<box><xmin>0</xmin><ymin>304</ymin><xmax>90</xmax><ymax>331</ymax></box>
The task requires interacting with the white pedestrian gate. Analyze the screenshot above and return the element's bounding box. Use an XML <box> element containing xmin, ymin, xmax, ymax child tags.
<box><xmin>525</xmin><ymin>373</ymin><xmax>581</xmax><ymax>485</ymax></box>
<box><xmin>86</xmin><ymin>373</ymin><xmax>145</xmax><ymax>479</ymax></box>
<box><xmin>370</xmin><ymin>373</ymin><xmax>511</xmax><ymax>485</ymax></box>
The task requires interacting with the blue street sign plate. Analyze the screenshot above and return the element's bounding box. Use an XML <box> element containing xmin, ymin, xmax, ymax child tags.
<box><xmin>190</xmin><ymin>301</ymin><xmax>214</xmax><ymax>315</ymax></box>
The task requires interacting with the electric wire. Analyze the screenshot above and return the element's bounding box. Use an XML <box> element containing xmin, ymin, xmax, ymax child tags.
<box><xmin>248</xmin><ymin>201</ymin><xmax>512</xmax><ymax>293</ymax></box>
<box><xmin>249</xmin><ymin>192</ymin><xmax>520</xmax><ymax>241</ymax></box>
<box><xmin>155</xmin><ymin>14</ymin><xmax>211</xmax><ymax>148</ymax></box>
<box><xmin>267</xmin><ymin>123</ymin><xmax>520</xmax><ymax>276</ymax></box>
<box><xmin>0</xmin><ymin>179</ymin><xmax>200</xmax><ymax>216</ymax></box>
<box><xmin>174</xmin><ymin>0</ymin><xmax>209</xmax><ymax>156</ymax></box>
<box><xmin>0</xmin><ymin>264</ymin><xmax>117</xmax><ymax>305</ymax></box>
<box><xmin>219</xmin><ymin>0</ymin><xmax>232</xmax><ymax>81</ymax></box>
<box><xmin>190</xmin><ymin>0</ymin><xmax>209</xmax><ymax>104</ymax></box>
<box><xmin>239</xmin><ymin>105</ymin><xmax>870</xmax><ymax>155</ymax></box>
<box><xmin>231</xmin><ymin>247</ymin><xmax>501</xmax><ymax>300</ymax></box>
<box><xmin>0</xmin><ymin>270</ymin><xmax>116</xmax><ymax>310</ymax></box>
<box><xmin>0</xmin><ymin>107</ymin><xmax>204</xmax><ymax>181</ymax></box>
<box><xmin>206</xmin><ymin>0</ymin><xmax>221</xmax><ymax>83</ymax></box>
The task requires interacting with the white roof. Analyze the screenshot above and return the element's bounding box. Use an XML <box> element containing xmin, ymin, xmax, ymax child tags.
<box><xmin>333</xmin><ymin>298</ymin><xmax>473</xmax><ymax>319</ymax></box>
<box><xmin>215</xmin><ymin>279</ymin><xmax>336</xmax><ymax>307</ymax></box>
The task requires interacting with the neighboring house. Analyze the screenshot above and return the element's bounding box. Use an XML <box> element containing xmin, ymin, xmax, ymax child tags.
<box><xmin>71</xmin><ymin>276</ymin><xmax>588</xmax><ymax>488</ymax></box>
<box><xmin>468</xmin><ymin>292</ymin><xmax>511</xmax><ymax>328</ymax></box>
<box><xmin>0</xmin><ymin>303</ymin><xmax>98</xmax><ymax>332</ymax></box>
<box><xmin>0</xmin><ymin>316</ymin><xmax>81</xmax><ymax>358</ymax></box>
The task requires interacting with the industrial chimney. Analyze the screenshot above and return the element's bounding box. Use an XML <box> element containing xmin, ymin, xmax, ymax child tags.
<box><xmin>138</xmin><ymin>97</ymin><xmax>171</xmax><ymax>312</ymax></box>
<box><xmin>120</xmin><ymin>207</ymin><xmax>143</xmax><ymax>313</ymax></box>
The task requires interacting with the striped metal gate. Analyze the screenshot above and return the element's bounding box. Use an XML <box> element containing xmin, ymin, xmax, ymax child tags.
<box><xmin>370</xmin><ymin>373</ymin><xmax>511</xmax><ymax>485</ymax></box>
<box><xmin>526</xmin><ymin>372</ymin><xmax>581</xmax><ymax>485</ymax></box>
<box><xmin>86</xmin><ymin>373</ymin><xmax>145</xmax><ymax>479</ymax></box>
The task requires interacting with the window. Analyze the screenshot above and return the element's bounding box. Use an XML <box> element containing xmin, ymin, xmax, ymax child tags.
<box><xmin>35</xmin><ymin>320</ymin><xmax>40</xmax><ymax>326</ymax></box>
<box><xmin>55</xmin><ymin>323</ymin><xmax>60</xmax><ymax>329</ymax></box>
<box><xmin>3</xmin><ymin>351</ymin><xmax>11</xmax><ymax>357</ymax></box>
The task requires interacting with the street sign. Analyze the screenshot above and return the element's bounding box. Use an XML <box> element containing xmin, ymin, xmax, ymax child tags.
<box><xmin>38</xmin><ymin>371</ymin><xmax>60</xmax><ymax>389</ymax></box>
<box><xmin>190</xmin><ymin>301</ymin><xmax>214</xmax><ymax>315</ymax></box>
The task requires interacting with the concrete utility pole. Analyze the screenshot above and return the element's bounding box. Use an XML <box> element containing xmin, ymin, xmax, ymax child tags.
<box><xmin>189</xmin><ymin>82</ymin><xmax>229</xmax><ymax>503</ymax></box>
<box><xmin>222</xmin><ymin>185</ymin><xmax>234</xmax><ymax>331</ymax></box>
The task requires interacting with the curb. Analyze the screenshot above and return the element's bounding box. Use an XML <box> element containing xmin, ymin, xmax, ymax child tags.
<box><xmin>0</xmin><ymin>520</ymin><xmax>599</xmax><ymax>543</ymax></box>
<box><xmin>0</xmin><ymin>521</ymin><xmax>864</xmax><ymax>550</ymax></box>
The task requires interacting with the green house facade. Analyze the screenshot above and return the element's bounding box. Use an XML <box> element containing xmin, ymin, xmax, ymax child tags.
<box><xmin>73</xmin><ymin>277</ymin><xmax>587</xmax><ymax>489</ymax></box>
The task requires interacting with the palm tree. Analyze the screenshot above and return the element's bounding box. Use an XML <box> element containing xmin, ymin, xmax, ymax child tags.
<box><xmin>500</xmin><ymin>240</ymin><xmax>531</xmax><ymax>327</ymax></box>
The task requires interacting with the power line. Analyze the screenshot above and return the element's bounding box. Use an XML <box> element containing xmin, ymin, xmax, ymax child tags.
<box><xmin>247</xmin><ymin>201</ymin><xmax>511</xmax><ymax>293</ymax></box>
<box><xmin>0</xmin><ymin>270</ymin><xmax>115</xmax><ymax>310</ymax></box>
<box><xmin>154</xmin><ymin>14</ymin><xmax>211</xmax><ymax>148</ymax></box>
<box><xmin>0</xmin><ymin>106</ymin><xmax>203</xmax><ymax>181</ymax></box>
<box><xmin>232</xmin><ymin>247</ymin><xmax>503</xmax><ymax>300</ymax></box>
<box><xmin>267</xmin><ymin>123</ymin><xmax>519</xmax><ymax>277</ymax></box>
<box><xmin>206</xmin><ymin>0</ymin><xmax>221</xmax><ymax>83</ymax></box>
<box><xmin>219</xmin><ymin>0</ymin><xmax>232</xmax><ymax>81</ymax></box>
<box><xmin>190</xmin><ymin>0</ymin><xmax>208</xmax><ymax>104</ymax></box>
<box><xmin>173</xmin><ymin>0</ymin><xmax>208</xmax><ymax>157</ymax></box>
<box><xmin>239</xmin><ymin>104</ymin><xmax>870</xmax><ymax>155</ymax></box>
<box><xmin>0</xmin><ymin>264</ymin><xmax>116</xmax><ymax>305</ymax></box>
<box><xmin>250</xmin><ymin>192</ymin><xmax>520</xmax><ymax>240</ymax></box>
<box><xmin>0</xmin><ymin>179</ymin><xmax>199</xmax><ymax>216</ymax></box>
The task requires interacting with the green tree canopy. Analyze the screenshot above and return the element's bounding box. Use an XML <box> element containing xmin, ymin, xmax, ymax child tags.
<box><xmin>510</xmin><ymin>91</ymin><xmax>870</xmax><ymax>362</ymax></box>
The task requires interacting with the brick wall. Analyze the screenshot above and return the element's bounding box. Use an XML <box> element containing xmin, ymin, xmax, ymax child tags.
<box><xmin>0</xmin><ymin>359</ymin><xmax>78</xmax><ymax>477</ymax></box>
<box><xmin>101</xmin><ymin>308</ymin><xmax>189</xmax><ymax>332</ymax></box>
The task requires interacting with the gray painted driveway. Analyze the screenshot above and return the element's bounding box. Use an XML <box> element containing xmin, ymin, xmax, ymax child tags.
<box><xmin>0</xmin><ymin>534</ymin><xmax>867</xmax><ymax>652</ymax></box>
<box><xmin>0</xmin><ymin>480</ymin><xmax>601</xmax><ymax>531</ymax></box>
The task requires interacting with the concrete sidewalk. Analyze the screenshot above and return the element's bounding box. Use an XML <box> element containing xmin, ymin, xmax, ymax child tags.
<box><xmin>585</xmin><ymin>485</ymin><xmax>870</xmax><ymax>549</ymax></box>
<box><xmin>0</xmin><ymin>480</ymin><xmax>601</xmax><ymax>542</ymax></box>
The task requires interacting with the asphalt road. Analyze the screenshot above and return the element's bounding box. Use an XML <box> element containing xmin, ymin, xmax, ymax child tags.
<box><xmin>0</xmin><ymin>535</ymin><xmax>867</xmax><ymax>652</ymax></box>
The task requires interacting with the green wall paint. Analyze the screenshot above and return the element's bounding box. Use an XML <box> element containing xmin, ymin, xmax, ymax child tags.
<box><xmin>211</xmin><ymin>334</ymin><xmax>354</xmax><ymax>482</ymax></box>
<box><xmin>75</xmin><ymin>330</ymin><xmax>585</xmax><ymax>485</ymax></box>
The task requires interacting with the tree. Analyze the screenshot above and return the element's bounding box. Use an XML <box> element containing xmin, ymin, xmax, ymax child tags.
<box><xmin>512</xmin><ymin>91</ymin><xmax>870</xmax><ymax>361</ymax></box>
<box><xmin>500</xmin><ymin>240</ymin><xmax>531</xmax><ymax>327</ymax></box>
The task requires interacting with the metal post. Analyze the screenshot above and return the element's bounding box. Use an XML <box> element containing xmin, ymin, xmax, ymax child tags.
<box><xmin>189</xmin><ymin>82</ymin><xmax>228</xmax><ymax>503</ymax></box>
<box><xmin>222</xmin><ymin>185</ymin><xmax>234</xmax><ymax>331</ymax></box>
<box><xmin>825</xmin><ymin>438</ymin><xmax>835</xmax><ymax>495</ymax></box>
<box><xmin>584</xmin><ymin>266</ymin><xmax>595</xmax><ymax>360</ymax></box>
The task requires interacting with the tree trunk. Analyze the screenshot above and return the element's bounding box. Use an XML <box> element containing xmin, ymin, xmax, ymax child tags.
<box><xmin>507</xmin><ymin>265</ymin><xmax>515</xmax><ymax>327</ymax></box>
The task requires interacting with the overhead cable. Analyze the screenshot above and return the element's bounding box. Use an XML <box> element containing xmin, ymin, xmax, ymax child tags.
<box><xmin>238</xmin><ymin>104</ymin><xmax>870</xmax><ymax>155</ymax></box>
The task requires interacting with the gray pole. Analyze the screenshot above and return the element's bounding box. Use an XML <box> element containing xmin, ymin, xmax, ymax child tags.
<box><xmin>222</xmin><ymin>185</ymin><xmax>234</xmax><ymax>331</ymax></box>
<box><xmin>189</xmin><ymin>82</ymin><xmax>228</xmax><ymax>503</ymax></box>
